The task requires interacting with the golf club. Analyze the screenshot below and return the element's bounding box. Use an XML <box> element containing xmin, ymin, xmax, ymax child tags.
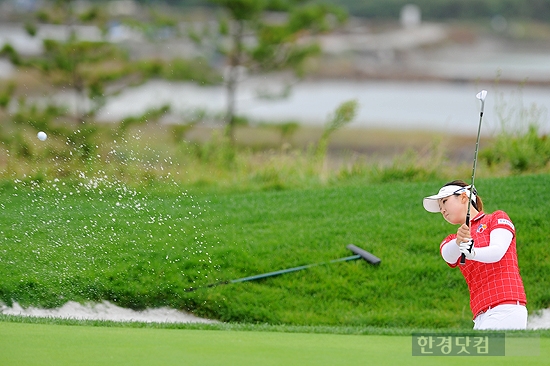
<box><xmin>184</xmin><ymin>244</ymin><xmax>380</xmax><ymax>292</ymax></box>
<box><xmin>460</xmin><ymin>89</ymin><xmax>487</xmax><ymax>265</ymax></box>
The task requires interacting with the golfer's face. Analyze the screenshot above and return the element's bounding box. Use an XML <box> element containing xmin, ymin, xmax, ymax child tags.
<box><xmin>438</xmin><ymin>195</ymin><xmax>463</xmax><ymax>224</ymax></box>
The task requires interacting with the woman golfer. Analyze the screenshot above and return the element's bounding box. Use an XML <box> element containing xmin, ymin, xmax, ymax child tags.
<box><xmin>423</xmin><ymin>180</ymin><xmax>527</xmax><ymax>330</ymax></box>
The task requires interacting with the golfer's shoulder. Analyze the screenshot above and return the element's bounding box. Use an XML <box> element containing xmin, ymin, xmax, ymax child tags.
<box><xmin>487</xmin><ymin>210</ymin><xmax>515</xmax><ymax>230</ymax></box>
<box><xmin>488</xmin><ymin>210</ymin><xmax>512</xmax><ymax>220</ymax></box>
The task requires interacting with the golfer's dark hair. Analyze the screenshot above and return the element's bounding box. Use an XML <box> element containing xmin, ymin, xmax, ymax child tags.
<box><xmin>444</xmin><ymin>180</ymin><xmax>484</xmax><ymax>212</ymax></box>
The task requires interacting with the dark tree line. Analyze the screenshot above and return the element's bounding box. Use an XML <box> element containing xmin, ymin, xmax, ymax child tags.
<box><xmin>136</xmin><ymin>0</ymin><xmax>550</xmax><ymax>21</ymax></box>
<box><xmin>331</xmin><ymin>0</ymin><xmax>550</xmax><ymax>21</ymax></box>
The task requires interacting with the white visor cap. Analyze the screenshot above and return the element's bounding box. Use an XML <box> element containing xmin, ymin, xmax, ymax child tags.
<box><xmin>423</xmin><ymin>185</ymin><xmax>476</xmax><ymax>213</ymax></box>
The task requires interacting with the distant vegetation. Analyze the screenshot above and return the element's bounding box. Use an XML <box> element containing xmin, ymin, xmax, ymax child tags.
<box><xmin>1</xmin><ymin>0</ymin><xmax>549</xmax><ymax>188</ymax></box>
<box><xmin>1</xmin><ymin>88</ymin><xmax>548</xmax><ymax>191</ymax></box>
<box><xmin>330</xmin><ymin>0</ymin><xmax>550</xmax><ymax>21</ymax></box>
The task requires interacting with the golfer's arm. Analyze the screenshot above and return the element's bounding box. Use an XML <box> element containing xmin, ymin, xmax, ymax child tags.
<box><xmin>473</xmin><ymin>228</ymin><xmax>513</xmax><ymax>263</ymax></box>
<box><xmin>441</xmin><ymin>239</ymin><xmax>461</xmax><ymax>264</ymax></box>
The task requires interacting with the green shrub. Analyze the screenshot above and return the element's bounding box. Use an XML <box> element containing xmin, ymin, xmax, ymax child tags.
<box><xmin>480</xmin><ymin>91</ymin><xmax>550</xmax><ymax>173</ymax></box>
<box><xmin>0</xmin><ymin>43</ymin><xmax>21</xmax><ymax>65</ymax></box>
<box><xmin>0</xmin><ymin>83</ymin><xmax>15</xmax><ymax>109</ymax></box>
<box><xmin>136</xmin><ymin>58</ymin><xmax>221</xmax><ymax>85</ymax></box>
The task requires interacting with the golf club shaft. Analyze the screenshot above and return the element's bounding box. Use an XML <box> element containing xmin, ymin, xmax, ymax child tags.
<box><xmin>461</xmin><ymin>94</ymin><xmax>486</xmax><ymax>265</ymax></box>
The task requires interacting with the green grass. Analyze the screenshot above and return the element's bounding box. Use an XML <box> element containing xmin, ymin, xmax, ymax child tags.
<box><xmin>1</xmin><ymin>174</ymin><xmax>549</xmax><ymax>328</ymax></box>
<box><xmin>0</xmin><ymin>320</ymin><xmax>549</xmax><ymax>366</ymax></box>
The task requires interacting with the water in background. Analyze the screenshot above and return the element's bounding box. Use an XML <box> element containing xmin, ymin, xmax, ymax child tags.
<box><xmin>96</xmin><ymin>79</ymin><xmax>550</xmax><ymax>137</ymax></box>
<box><xmin>2</xmin><ymin>22</ymin><xmax>549</xmax><ymax>137</ymax></box>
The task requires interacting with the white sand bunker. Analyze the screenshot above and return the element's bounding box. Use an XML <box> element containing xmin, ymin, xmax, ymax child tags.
<box><xmin>1</xmin><ymin>301</ymin><xmax>549</xmax><ymax>328</ymax></box>
<box><xmin>528</xmin><ymin>308</ymin><xmax>550</xmax><ymax>330</ymax></box>
<box><xmin>0</xmin><ymin>301</ymin><xmax>217</xmax><ymax>324</ymax></box>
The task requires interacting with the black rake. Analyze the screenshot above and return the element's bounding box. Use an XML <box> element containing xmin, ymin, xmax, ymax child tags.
<box><xmin>184</xmin><ymin>244</ymin><xmax>380</xmax><ymax>292</ymax></box>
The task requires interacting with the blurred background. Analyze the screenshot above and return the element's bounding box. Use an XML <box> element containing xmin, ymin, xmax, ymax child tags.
<box><xmin>1</xmin><ymin>0</ymin><xmax>549</xmax><ymax>179</ymax></box>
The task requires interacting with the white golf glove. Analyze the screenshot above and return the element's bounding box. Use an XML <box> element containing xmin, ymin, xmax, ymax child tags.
<box><xmin>459</xmin><ymin>240</ymin><xmax>475</xmax><ymax>260</ymax></box>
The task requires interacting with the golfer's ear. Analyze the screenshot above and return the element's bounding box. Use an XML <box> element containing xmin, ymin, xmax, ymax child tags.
<box><xmin>460</xmin><ymin>192</ymin><xmax>469</xmax><ymax>203</ymax></box>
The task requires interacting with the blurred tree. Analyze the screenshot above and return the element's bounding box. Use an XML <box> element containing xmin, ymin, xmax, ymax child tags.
<box><xmin>18</xmin><ymin>0</ymin><xmax>219</xmax><ymax>124</ymax></box>
<box><xmin>25</xmin><ymin>0</ymin><xmax>113</xmax><ymax>124</ymax></box>
<box><xmin>3</xmin><ymin>0</ymin><xmax>213</xmax><ymax>162</ymax></box>
<box><xmin>195</xmin><ymin>0</ymin><xmax>347</xmax><ymax>141</ymax></box>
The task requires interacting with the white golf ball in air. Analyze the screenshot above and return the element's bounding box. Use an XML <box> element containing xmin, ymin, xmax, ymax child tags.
<box><xmin>37</xmin><ymin>131</ymin><xmax>47</xmax><ymax>141</ymax></box>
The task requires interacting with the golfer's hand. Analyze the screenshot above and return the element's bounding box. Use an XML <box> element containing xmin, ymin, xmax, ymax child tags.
<box><xmin>456</xmin><ymin>224</ymin><xmax>471</xmax><ymax>245</ymax></box>
<box><xmin>459</xmin><ymin>240</ymin><xmax>475</xmax><ymax>259</ymax></box>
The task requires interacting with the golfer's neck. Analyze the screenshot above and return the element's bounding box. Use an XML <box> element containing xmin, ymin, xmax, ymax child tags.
<box><xmin>466</xmin><ymin>208</ymin><xmax>480</xmax><ymax>223</ymax></box>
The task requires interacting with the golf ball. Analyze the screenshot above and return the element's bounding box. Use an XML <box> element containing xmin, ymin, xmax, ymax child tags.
<box><xmin>37</xmin><ymin>131</ymin><xmax>47</xmax><ymax>141</ymax></box>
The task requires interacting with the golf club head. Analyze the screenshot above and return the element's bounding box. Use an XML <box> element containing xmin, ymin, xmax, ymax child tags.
<box><xmin>476</xmin><ymin>90</ymin><xmax>488</xmax><ymax>102</ymax></box>
<box><xmin>476</xmin><ymin>90</ymin><xmax>487</xmax><ymax>113</ymax></box>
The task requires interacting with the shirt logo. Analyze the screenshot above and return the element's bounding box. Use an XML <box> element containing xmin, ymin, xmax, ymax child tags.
<box><xmin>477</xmin><ymin>224</ymin><xmax>487</xmax><ymax>233</ymax></box>
<box><xmin>498</xmin><ymin>218</ymin><xmax>515</xmax><ymax>230</ymax></box>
